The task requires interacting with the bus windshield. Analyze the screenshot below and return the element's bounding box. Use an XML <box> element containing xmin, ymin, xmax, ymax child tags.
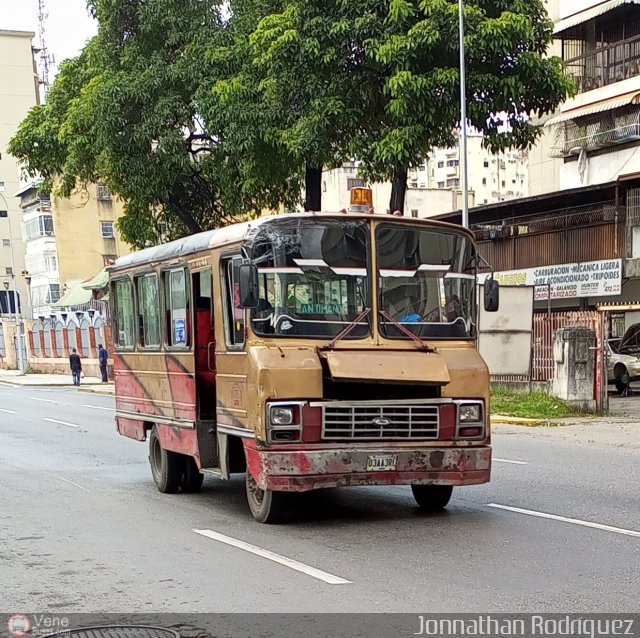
<box><xmin>250</xmin><ymin>218</ymin><xmax>370</xmax><ymax>339</ymax></box>
<box><xmin>376</xmin><ymin>225</ymin><xmax>477</xmax><ymax>340</ymax></box>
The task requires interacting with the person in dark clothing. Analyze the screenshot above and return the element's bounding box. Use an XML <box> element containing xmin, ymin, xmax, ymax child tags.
<box><xmin>69</xmin><ymin>348</ymin><xmax>82</xmax><ymax>386</ymax></box>
<box><xmin>98</xmin><ymin>344</ymin><xmax>109</xmax><ymax>382</ymax></box>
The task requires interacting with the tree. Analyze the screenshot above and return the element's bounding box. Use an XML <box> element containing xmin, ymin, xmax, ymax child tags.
<box><xmin>360</xmin><ymin>0</ymin><xmax>574</xmax><ymax>212</ymax></box>
<box><xmin>9</xmin><ymin>0</ymin><xmax>301</xmax><ymax>249</ymax></box>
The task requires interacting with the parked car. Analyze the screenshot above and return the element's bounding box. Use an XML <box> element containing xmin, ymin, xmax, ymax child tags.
<box><xmin>608</xmin><ymin>324</ymin><xmax>640</xmax><ymax>393</ymax></box>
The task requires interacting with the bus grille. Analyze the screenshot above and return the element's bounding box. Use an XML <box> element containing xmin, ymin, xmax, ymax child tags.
<box><xmin>322</xmin><ymin>403</ymin><xmax>440</xmax><ymax>440</ymax></box>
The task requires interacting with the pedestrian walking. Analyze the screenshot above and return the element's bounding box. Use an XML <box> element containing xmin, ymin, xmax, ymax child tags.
<box><xmin>98</xmin><ymin>343</ymin><xmax>109</xmax><ymax>383</ymax></box>
<box><xmin>69</xmin><ymin>348</ymin><xmax>82</xmax><ymax>386</ymax></box>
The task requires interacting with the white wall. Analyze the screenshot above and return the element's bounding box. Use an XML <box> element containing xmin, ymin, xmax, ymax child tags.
<box><xmin>559</xmin><ymin>0</ymin><xmax>599</xmax><ymax>19</ymax></box>
<box><xmin>560</xmin><ymin>145</ymin><xmax>640</xmax><ymax>190</ymax></box>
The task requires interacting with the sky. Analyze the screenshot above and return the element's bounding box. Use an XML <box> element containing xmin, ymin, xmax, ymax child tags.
<box><xmin>1</xmin><ymin>0</ymin><xmax>97</xmax><ymax>80</ymax></box>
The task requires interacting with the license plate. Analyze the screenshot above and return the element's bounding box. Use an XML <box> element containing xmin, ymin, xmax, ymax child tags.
<box><xmin>366</xmin><ymin>454</ymin><xmax>398</xmax><ymax>471</ymax></box>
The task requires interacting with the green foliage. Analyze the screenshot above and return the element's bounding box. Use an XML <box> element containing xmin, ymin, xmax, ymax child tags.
<box><xmin>491</xmin><ymin>386</ymin><xmax>580</xmax><ymax>420</ymax></box>
<box><xmin>9</xmin><ymin>0</ymin><xmax>573</xmax><ymax>245</ymax></box>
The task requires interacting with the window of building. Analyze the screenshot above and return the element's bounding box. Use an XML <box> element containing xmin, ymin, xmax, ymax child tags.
<box><xmin>501</xmin><ymin>180</ymin><xmax>506</xmax><ymax>188</ymax></box>
<box><xmin>483</xmin><ymin>160</ymin><xmax>489</xmax><ymax>168</ymax></box>
<box><xmin>446</xmin><ymin>159</ymin><xmax>459</xmax><ymax>167</ymax></box>
<box><xmin>164</xmin><ymin>268</ymin><xmax>190</xmax><ymax>347</ymax></box>
<box><xmin>23</xmin><ymin>215</ymin><xmax>54</xmax><ymax>240</ymax></box>
<box><xmin>484</xmin><ymin>199</ymin><xmax>488</xmax><ymax>204</ymax></box>
<box><xmin>113</xmin><ymin>279</ymin><xmax>135</xmax><ymax>349</ymax></box>
<box><xmin>482</xmin><ymin>178</ymin><xmax>487</xmax><ymax>186</ymax></box>
<box><xmin>512</xmin><ymin>179</ymin><xmax>516</xmax><ymax>184</ymax></box>
<box><xmin>347</xmin><ymin>178</ymin><xmax>364</xmax><ymax>190</ymax></box>
<box><xmin>322</xmin><ymin>180</ymin><xmax>327</xmax><ymax>193</ymax></box>
<box><xmin>411</xmin><ymin>209</ymin><xmax>419</xmax><ymax>218</ymax></box>
<box><xmin>101</xmin><ymin>221</ymin><xmax>115</xmax><ymax>239</ymax></box>
<box><xmin>0</xmin><ymin>182</ymin><xmax>4</xmax><ymax>192</ymax></box>
<box><xmin>437</xmin><ymin>161</ymin><xmax>444</xmax><ymax>168</ymax></box>
<box><xmin>44</xmin><ymin>254</ymin><xmax>57</xmax><ymax>273</ymax></box>
<box><xmin>5</xmin><ymin>267</ymin><xmax>12</xmax><ymax>276</ymax></box>
<box><xmin>446</xmin><ymin>178</ymin><xmax>459</xmax><ymax>187</ymax></box>
<box><xmin>103</xmin><ymin>254</ymin><xmax>118</xmax><ymax>267</ymax></box>
<box><xmin>49</xmin><ymin>284</ymin><xmax>60</xmax><ymax>303</ymax></box>
<box><xmin>437</xmin><ymin>181</ymin><xmax>445</xmax><ymax>188</ymax></box>
<box><xmin>2</xmin><ymin>239</ymin><xmax>9</xmax><ymax>247</ymax></box>
<box><xmin>136</xmin><ymin>273</ymin><xmax>161</xmax><ymax>348</ymax></box>
<box><xmin>97</xmin><ymin>183</ymin><xmax>112</xmax><ymax>201</ymax></box>
<box><xmin>222</xmin><ymin>257</ymin><xmax>245</xmax><ymax>347</ymax></box>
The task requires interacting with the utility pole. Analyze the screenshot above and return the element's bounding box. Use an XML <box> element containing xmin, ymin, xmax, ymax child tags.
<box><xmin>458</xmin><ymin>0</ymin><xmax>469</xmax><ymax>229</ymax></box>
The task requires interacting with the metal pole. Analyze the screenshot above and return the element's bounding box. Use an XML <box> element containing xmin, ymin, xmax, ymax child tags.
<box><xmin>0</xmin><ymin>193</ymin><xmax>25</xmax><ymax>374</ymax></box>
<box><xmin>458</xmin><ymin>0</ymin><xmax>469</xmax><ymax>229</ymax></box>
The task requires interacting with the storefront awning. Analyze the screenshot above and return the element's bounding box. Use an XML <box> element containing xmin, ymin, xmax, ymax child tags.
<box><xmin>53</xmin><ymin>283</ymin><xmax>93</xmax><ymax>309</ymax></box>
<box><xmin>544</xmin><ymin>91</ymin><xmax>640</xmax><ymax>127</ymax></box>
<box><xmin>82</xmin><ymin>268</ymin><xmax>109</xmax><ymax>291</ymax></box>
<box><xmin>554</xmin><ymin>0</ymin><xmax>640</xmax><ymax>37</ymax></box>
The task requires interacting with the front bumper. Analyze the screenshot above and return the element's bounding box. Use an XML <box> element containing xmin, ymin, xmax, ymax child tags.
<box><xmin>243</xmin><ymin>441</ymin><xmax>491</xmax><ymax>492</ymax></box>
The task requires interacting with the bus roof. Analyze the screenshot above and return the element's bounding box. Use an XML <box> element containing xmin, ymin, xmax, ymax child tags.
<box><xmin>110</xmin><ymin>212</ymin><xmax>470</xmax><ymax>273</ymax></box>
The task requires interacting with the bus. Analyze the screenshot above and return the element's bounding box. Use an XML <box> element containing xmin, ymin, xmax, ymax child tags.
<box><xmin>109</xmin><ymin>212</ymin><xmax>499</xmax><ymax>523</ymax></box>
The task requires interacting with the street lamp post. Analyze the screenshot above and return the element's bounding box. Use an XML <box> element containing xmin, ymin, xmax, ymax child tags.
<box><xmin>0</xmin><ymin>193</ymin><xmax>26</xmax><ymax>374</ymax></box>
<box><xmin>458</xmin><ymin>0</ymin><xmax>469</xmax><ymax>229</ymax></box>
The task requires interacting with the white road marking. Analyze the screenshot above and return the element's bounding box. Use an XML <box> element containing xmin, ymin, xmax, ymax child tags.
<box><xmin>53</xmin><ymin>474</ymin><xmax>93</xmax><ymax>493</ymax></box>
<box><xmin>42</xmin><ymin>418</ymin><xmax>79</xmax><ymax>429</ymax></box>
<box><xmin>32</xmin><ymin>397</ymin><xmax>57</xmax><ymax>403</ymax></box>
<box><xmin>0</xmin><ymin>408</ymin><xmax>17</xmax><ymax>414</ymax></box>
<box><xmin>0</xmin><ymin>382</ymin><xmax>21</xmax><ymax>389</ymax></box>
<box><xmin>82</xmin><ymin>404</ymin><xmax>115</xmax><ymax>411</ymax></box>
<box><xmin>493</xmin><ymin>458</ymin><xmax>528</xmax><ymax>465</ymax></box>
<box><xmin>193</xmin><ymin>529</ymin><xmax>351</xmax><ymax>585</ymax></box>
<box><xmin>487</xmin><ymin>503</ymin><xmax>640</xmax><ymax>538</ymax></box>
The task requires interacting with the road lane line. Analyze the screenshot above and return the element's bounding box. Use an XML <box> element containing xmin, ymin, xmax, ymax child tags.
<box><xmin>193</xmin><ymin>529</ymin><xmax>351</xmax><ymax>585</ymax></box>
<box><xmin>487</xmin><ymin>503</ymin><xmax>640</xmax><ymax>538</ymax></box>
<box><xmin>53</xmin><ymin>474</ymin><xmax>93</xmax><ymax>493</ymax></box>
<box><xmin>82</xmin><ymin>405</ymin><xmax>115</xmax><ymax>411</ymax></box>
<box><xmin>32</xmin><ymin>398</ymin><xmax>57</xmax><ymax>404</ymax></box>
<box><xmin>493</xmin><ymin>458</ymin><xmax>528</xmax><ymax>465</ymax></box>
<box><xmin>42</xmin><ymin>418</ymin><xmax>79</xmax><ymax>429</ymax></box>
<box><xmin>0</xmin><ymin>382</ymin><xmax>21</xmax><ymax>389</ymax></box>
<box><xmin>0</xmin><ymin>408</ymin><xmax>17</xmax><ymax>414</ymax></box>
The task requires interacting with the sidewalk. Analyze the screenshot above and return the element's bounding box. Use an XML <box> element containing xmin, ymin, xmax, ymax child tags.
<box><xmin>0</xmin><ymin>369</ymin><xmax>115</xmax><ymax>394</ymax></box>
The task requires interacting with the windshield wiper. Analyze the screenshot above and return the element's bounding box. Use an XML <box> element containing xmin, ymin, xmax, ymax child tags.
<box><xmin>326</xmin><ymin>308</ymin><xmax>372</xmax><ymax>349</ymax></box>
<box><xmin>379</xmin><ymin>310</ymin><xmax>435</xmax><ymax>352</ymax></box>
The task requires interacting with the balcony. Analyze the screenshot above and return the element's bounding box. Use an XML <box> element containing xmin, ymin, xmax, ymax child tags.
<box><xmin>550</xmin><ymin>121</ymin><xmax>640</xmax><ymax>158</ymax></box>
<box><xmin>559</xmin><ymin>5</ymin><xmax>640</xmax><ymax>96</ymax></box>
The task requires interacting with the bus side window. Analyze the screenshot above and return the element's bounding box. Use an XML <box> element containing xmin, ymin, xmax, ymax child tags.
<box><xmin>222</xmin><ymin>257</ymin><xmax>245</xmax><ymax>348</ymax></box>
<box><xmin>164</xmin><ymin>268</ymin><xmax>190</xmax><ymax>348</ymax></box>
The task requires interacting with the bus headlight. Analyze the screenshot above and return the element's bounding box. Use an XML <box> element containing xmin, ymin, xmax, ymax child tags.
<box><xmin>270</xmin><ymin>406</ymin><xmax>294</xmax><ymax>425</ymax></box>
<box><xmin>459</xmin><ymin>404</ymin><xmax>482</xmax><ymax>423</ymax></box>
<box><xmin>455</xmin><ymin>401</ymin><xmax>485</xmax><ymax>440</ymax></box>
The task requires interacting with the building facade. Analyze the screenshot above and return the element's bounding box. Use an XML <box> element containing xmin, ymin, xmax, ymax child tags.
<box><xmin>0</xmin><ymin>30</ymin><xmax>39</xmax><ymax>318</ymax></box>
<box><xmin>51</xmin><ymin>182</ymin><xmax>130</xmax><ymax>293</ymax></box>
<box><xmin>409</xmin><ymin>133</ymin><xmax>529</xmax><ymax>206</ymax></box>
<box><xmin>530</xmin><ymin>0</ymin><xmax>640</xmax><ymax>194</ymax></box>
<box><xmin>16</xmin><ymin>180</ymin><xmax>60</xmax><ymax>317</ymax></box>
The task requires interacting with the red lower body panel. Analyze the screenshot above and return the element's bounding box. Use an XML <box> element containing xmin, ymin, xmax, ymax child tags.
<box><xmin>243</xmin><ymin>440</ymin><xmax>491</xmax><ymax>492</ymax></box>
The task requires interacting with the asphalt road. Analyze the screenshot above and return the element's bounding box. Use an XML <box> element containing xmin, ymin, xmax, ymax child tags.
<box><xmin>1</xmin><ymin>383</ymin><xmax>640</xmax><ymax>614</ymax></box>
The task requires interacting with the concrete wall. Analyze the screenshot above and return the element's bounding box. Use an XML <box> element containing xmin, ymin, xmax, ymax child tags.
<box><xmin>0</xmin><ymin>30</ymin><xmax>39</xmax><ymax>318</ymax></box>
<box><xmin>52</xmin><ymin>183</ymin><xmax>131</xmax><ymax>291</ymax></box>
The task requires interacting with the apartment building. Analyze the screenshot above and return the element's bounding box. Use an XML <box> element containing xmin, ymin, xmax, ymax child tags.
<box><xmin>530</xmin><ymin>0</ymin><xmax>640</xmax><ymax>192</ymax></box>
<box><xmin>15</xmin><ymin>180</ymin><xmax>60</xmax><ymax>316</ymax></box>
<box><xmin>0</xmin><ymin>30</ymin><xmax>39</xmax><ymax>317</ymax></box>
<box><xmin>409</xmin><ymin>133</ymin><xmax>529</xmax><ymax>206</ymax></box>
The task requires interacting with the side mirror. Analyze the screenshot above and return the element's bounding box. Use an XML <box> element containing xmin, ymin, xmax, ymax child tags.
<box><xmin>238</xmin><ymin>263</ymin><xmax>259</xmax><ymax>309</ymax></box>
<box><xmin>484</xmin><ymin>277</ymin><xmax>500</xmax><ymax>312</ymax></box>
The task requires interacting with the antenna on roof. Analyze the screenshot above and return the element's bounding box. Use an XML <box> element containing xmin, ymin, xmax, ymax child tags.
<box><xmin>37</xmin><ymin>0</ymin><xmax>54</xmax><ymax>99</ymax></box>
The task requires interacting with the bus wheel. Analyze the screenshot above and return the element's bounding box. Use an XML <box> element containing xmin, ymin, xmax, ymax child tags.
<box><xmin>149</xmin><ymin>427</ymin><xmax>185</xmax><ymax>494</ymax></box>
<box><xmin>411</xmin><ymin>485</ymin><xmax>453</xmax><ymax>511</ymax></box>
<box><xmin>245</xmin><ymin>472</ymin><xmax>288</xmax><ymax>524</ymax></box>
<box><xmin>181</xmin><ymin>457</ymin><xmax>204</xmax><ymax>493</ymax></box>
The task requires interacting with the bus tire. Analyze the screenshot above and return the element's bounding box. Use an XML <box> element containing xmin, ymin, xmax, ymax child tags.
<box><xmin>245</xmin><ymin>471</ymin><xmax>288</xmax><ymax>524</ymax></box>
<box><xmin>181</xmin><ymin>457</ymin><xmax>204</xmax><ymax>493</ymax></box>
<box><xmin>149</xmin><ymin>426</ymin><xmax>185</xmax><ymax>494</ymax></box>
<box><xmin>411</xmin><ymin>484</ymin><xmax>453</xmax><ymax>511</ymax></box>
